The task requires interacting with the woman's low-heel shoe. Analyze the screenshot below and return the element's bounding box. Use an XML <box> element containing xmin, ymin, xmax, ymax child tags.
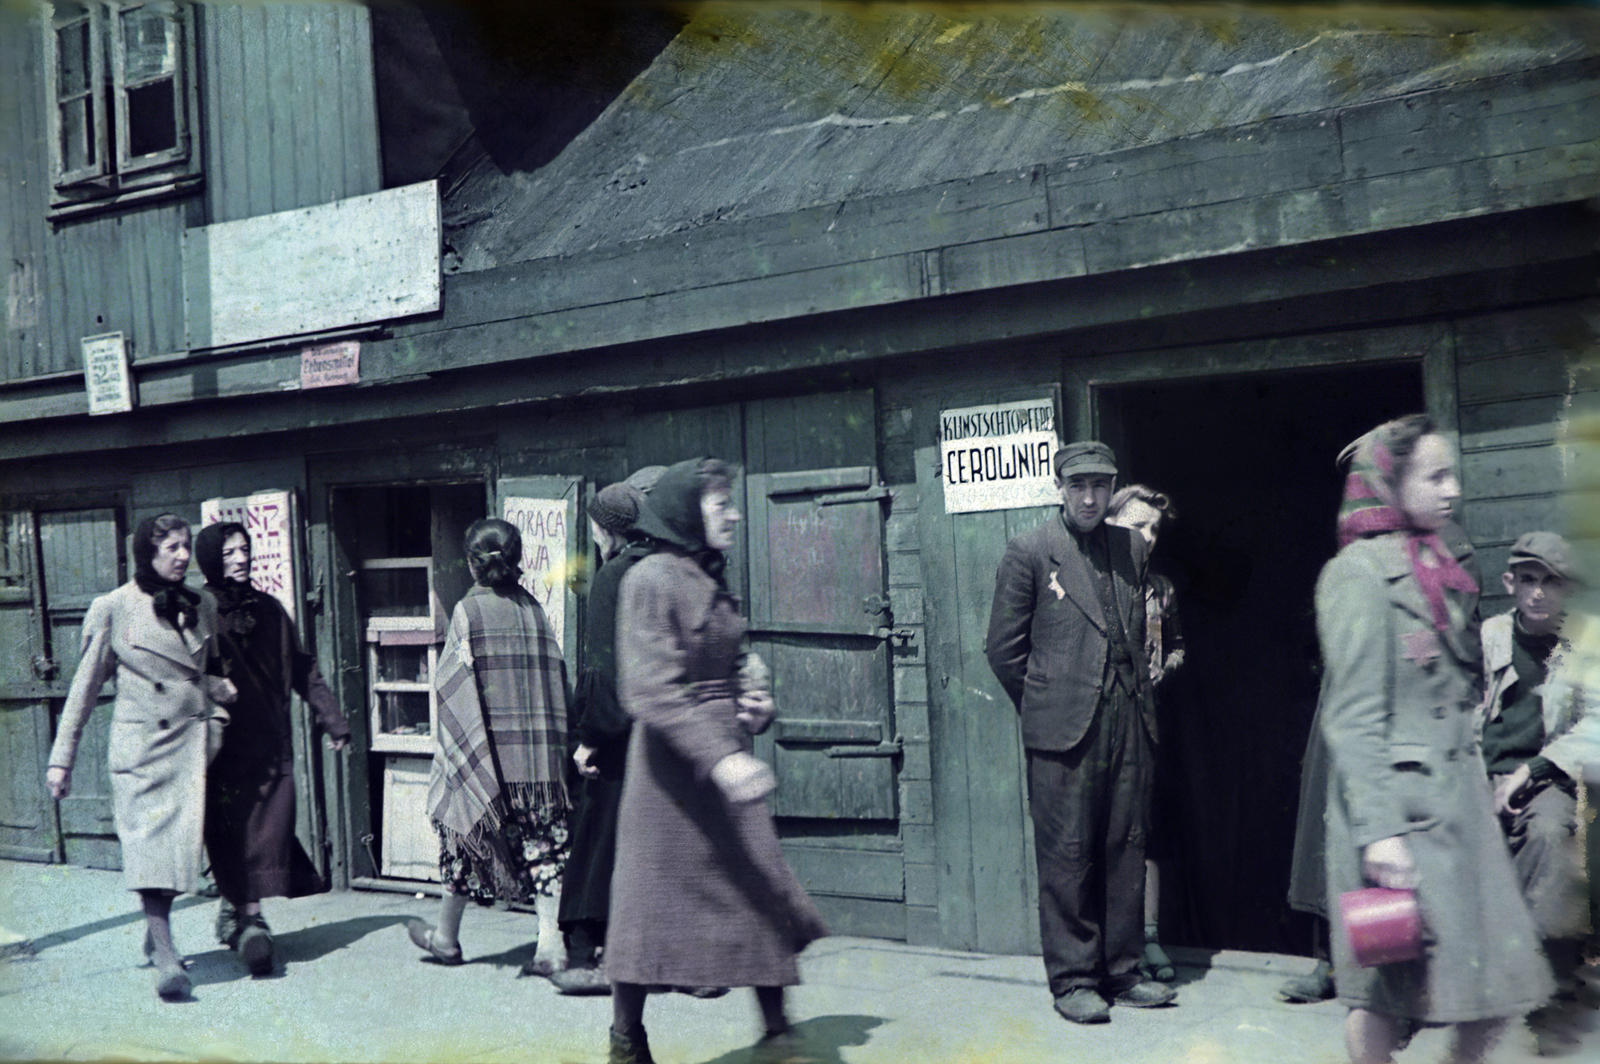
<box><xmin>154</xmin><ymin>958</ymin><xmax>191</xmax><ymax>1001</ymax></box>
<box><xmin>608</xmin><ymin>1025</ymin><xmax>655</xmax><ymax>1064</ymax></box>
<box><xmin>237</xmin><ymin>915</ymin><xmax>274</xmax><ymax>976</ymax></box>
<box><xmin>405</xmin><ymin>919</ymin><xmax>463</xmax><ymax>965</ymax></box>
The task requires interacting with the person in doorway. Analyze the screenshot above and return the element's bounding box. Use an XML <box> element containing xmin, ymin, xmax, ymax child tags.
<box><xmin>407</xmin><ymin>518</ymin><xmax>571</xmax><ymax>976</ymax></box>
<box><xmin>1478</xmin><ymin>531</ymin><xmax>1598</xmax><ymax>996</ymax></box>
<box><xmin>550</xmin><ymin>467</ymin><xmax>665</xmax><ymax>996</ymax></box>
<box><xmin>1105</xmin><ymin>484</ymin><xmax>1184</xmax><ymax>983</ymax></box>
<box><xmin>984</xmin><ymin>441</ymin><xmax>1176</xmax><ymax>1025</ymax></box>
<box><xmin>45</xmin><ymin>513</ymin><xmax>237</xmax><ymax>1000</ymax></box>
<box><xmin>1315</xmin><ymin>415</ymin><xmax>1552</xmax><ymax>1064</ymax></box>
<box><xmin>605</xmin><ymin>458</ymin><xmax>827</xmax><ymax>1064</ymax></box>
<box><xmin>194</xmin><ymin>521</ymin><xmax>351</xmax><ymax>977</ymax></box>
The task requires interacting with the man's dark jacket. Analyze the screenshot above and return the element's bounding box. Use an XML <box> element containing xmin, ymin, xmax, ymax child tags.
<box><xmin>984</xmin><ymin>514</ymin><xmax>1154</xmax><ymax>752</ymax></box>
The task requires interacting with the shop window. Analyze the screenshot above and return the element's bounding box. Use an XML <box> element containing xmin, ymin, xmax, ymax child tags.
<box><xmin>362</xmin><ymin>557</ymin><xmax>442</xmax><ymax>755</ymax></box>
<box><xmin>43</xmin><ymin>1</ymin><xmax>200</xmax><ymax>216</ymax></box>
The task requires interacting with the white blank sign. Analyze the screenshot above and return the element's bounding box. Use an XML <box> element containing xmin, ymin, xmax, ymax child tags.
<box><xmin>183</xmin><ymin>181</ymin><xmax>440</xmax><ymax>351</ymax></box>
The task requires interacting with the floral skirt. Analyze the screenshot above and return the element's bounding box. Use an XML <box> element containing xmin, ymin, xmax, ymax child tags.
<box><xmin>436</xmin><ymin>804</ymin><xmax>569</xmax><ymax>904</ymax></box>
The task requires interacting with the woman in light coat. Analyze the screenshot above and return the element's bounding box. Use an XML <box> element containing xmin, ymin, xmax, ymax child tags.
<box><xmin>1316</xmin><ymin>416</ymin><xmax>1552</xmax><ymax>1063</ymax></box>
<box><xmin>46</xmin><ymin>513</ymin><xmax>236</xmax><ymax>1000</ymax></box>
<box><xmin>605</xmin><ymin>458</ymin><xmax>827</xmax><ymax>1064</ymax></box>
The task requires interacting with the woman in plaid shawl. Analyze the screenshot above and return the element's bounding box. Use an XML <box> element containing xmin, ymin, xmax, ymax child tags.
<box><xmin>407</xmin><ymin>518</ymin><xmax>571</xmax><ymax>975</ymax></box>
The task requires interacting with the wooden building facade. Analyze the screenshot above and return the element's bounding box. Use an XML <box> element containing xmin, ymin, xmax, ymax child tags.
<box><xmin>2</xmin><ymin>2</ymin><xmax>1597</xmax><ymax>956</ymax></box>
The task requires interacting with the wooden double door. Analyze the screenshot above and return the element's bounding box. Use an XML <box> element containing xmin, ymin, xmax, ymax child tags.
<box><xmin>0</xmin><ymin>506</ymin><xmax>124</xmax><ymax>867</ymax></box>
<box><xmin>623</xmin><ymin>390</ymin><xmax>904</xmax><ymax>933</ymax></box>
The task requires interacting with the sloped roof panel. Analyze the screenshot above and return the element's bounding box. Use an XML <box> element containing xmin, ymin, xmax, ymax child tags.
<box><xmin>447</xmin><ymin>3</ymin><xmax>1600</xmax><ymax>271</ymax></box>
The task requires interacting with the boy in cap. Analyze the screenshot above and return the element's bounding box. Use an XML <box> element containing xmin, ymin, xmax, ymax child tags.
<box><xmin>985</xmin><ymin>440</ymin><xmax>1177</xmax><ymax>1024</ymax></box>
<box><xmin>1479</xmin><ymin>531</ymin><xmax>1598</xmax><ymax>991</ymax></box>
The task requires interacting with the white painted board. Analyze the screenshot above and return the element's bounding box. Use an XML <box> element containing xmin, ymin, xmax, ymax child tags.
<box><xmin>183</xmin><ymin>181</ymin><xmax>440</xmax><ymax>351</ymax></box>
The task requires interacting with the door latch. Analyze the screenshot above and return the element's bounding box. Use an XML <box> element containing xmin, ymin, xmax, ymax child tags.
<box><xmin>825</xmin><ymin>736</ymin><xmax>903</xmax><ymax>759</ymax></box>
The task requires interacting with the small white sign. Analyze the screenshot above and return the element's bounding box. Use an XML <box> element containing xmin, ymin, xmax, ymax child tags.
<box><xmin>301</xmin><ymin>340</ymin><xmax>360</xmax><ymax>389</ymax></box>
<box><xmin>941</xmin><ymin>399</ymin><xmax>1059</xmax><ymax>514</ymax></box>
<box><xmin>503</xmin><ymin>496</ymin><xmax>569</xmax><ymax>653</ymax></box>
<box><xmin>201</xmin><ymin>490</ymin><xmax>298</xmax><ymax>622</ymax></box>
<box><xmin>82</xmin><ymin>332</ymin><xmax>133</xmax><ymax>415</ymax></box>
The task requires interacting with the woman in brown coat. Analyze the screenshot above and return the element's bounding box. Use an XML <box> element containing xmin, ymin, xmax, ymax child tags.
<box><xmin>195</xmin><ymin>521</ymin><xmax>351</xmax><ymax>976</ymax></box>
<box><xmin>605</xmin><ymin>458</ymin><xmax>827</xmax><ymax>1064</ymax></box>
<box><xmin>1316</xmin><ymin>416</ymin><xmax>1552</xmax><ymax>1063</ymax></box>
<box><xmin>45</xmin><ymin>513</ymin><xmax>236</xmax><ymax>1000</ymax></box>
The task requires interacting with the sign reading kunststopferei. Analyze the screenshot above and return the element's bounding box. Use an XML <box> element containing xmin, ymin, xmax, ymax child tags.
<box><xmin>940</xmin><ymin>399</ymin><xmax>1058</xmax><ymax>514</ymax></box>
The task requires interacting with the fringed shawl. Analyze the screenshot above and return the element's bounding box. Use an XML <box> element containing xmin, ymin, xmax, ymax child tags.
<box><xmin>427</xmin><ymin>584</ymin><xmax>569</xmax><ymax>883</ymax></box>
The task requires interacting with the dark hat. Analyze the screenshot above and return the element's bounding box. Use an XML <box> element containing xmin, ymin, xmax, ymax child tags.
<box><xmin>1054</xmin><ymin>440</ymin><xmax>1118</xmax><ymax>478</ymax></box>
<box><xmin>1508</xmin><ymin>531</ymin><xmax>1585</xmax><ymax>583</ymax></box>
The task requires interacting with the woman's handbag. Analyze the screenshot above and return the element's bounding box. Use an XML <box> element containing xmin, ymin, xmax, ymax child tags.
<box><xmin>1339</xmin><ymin>886</ymin><xmax>1423</xmax><ymax>967</ymax></box>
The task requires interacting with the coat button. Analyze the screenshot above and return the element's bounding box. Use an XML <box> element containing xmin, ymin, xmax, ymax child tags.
<box><xmin>1433</xmin><ymin>706</ymin><xmax>1446</xmax><ymax>719</ymax></box>
<box><xmin>153</xmin><ymin>681</ymin><xmax>165</xmax><ymax>693</ymax></box>
<box><xmin>157</xmin><ymin>719</ymin><xmax>169</xmax><ymax>729</ymax></box>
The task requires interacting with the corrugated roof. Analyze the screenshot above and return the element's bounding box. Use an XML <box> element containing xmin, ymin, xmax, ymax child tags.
<box><xmin>445</xmin><ymin>2</ymin><xmax>1600</xmax><ymax>271</ymax></box>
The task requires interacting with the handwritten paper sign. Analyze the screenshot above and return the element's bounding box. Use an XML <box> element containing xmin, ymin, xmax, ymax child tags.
<box><xmin>940</xmin><ymin>399</ymin><xmax>1059</xmax><ymax>513</ymax></box>
<box><xmin>201</xmin><ymin>490</ymin><xmax>297</xmax><ymax>622</ymax></box>
<box><xmin>503</xmin><ymin>496</ymin><xmax>569</xmax><ymax>652</ymax></box>
<box><xmin>82</xmin><ymin>332</ymin><xmax>133</xmax><ymax>415</ymax></box>
<box><xmin>300</xmin><ymin>340</ymin><xmax>360</xmax><ymax>389</ymax></box>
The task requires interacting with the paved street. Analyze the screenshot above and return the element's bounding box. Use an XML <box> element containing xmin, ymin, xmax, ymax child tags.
<box><xmin>1</xmin><ymin>860</ymin><xmax>1592</xmax><ymax>1063</ymax></box>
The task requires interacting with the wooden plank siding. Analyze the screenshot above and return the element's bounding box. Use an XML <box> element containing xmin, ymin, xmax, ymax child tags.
<box><xmin>201</xmin><ymin>3</ymin><xmax>381</xmax><ymax>224</ymax></box>
<box><xmin>0</xmin><ymin>3</ymin><xmax>380</xmax><ymax>389</ymax></box>
<box><xmin>1</xmin><ymin>13</ymin><xmax>49</xmax><ymax>381</ymax></box>
<box><xmin>2</xmin><ymin>52</ymin><xmax>1596</xmax><ymax>424</ymax></box>
<box><xmin>1454</xmin><ymin>302</ymin><xmax>1594</xmax><ymax>614</ymax></box>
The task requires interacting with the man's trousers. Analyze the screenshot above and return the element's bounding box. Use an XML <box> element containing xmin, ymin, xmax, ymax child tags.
<box><xmin>1025</xmin><ymin>684</ymin><xmax>1151</xmax><ymax>998</ymax></box>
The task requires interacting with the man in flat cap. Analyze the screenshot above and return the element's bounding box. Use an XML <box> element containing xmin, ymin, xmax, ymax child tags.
<box><xmin>985</xmin><ymin>440</ymin><xmax>1177</xmax><ymax>1024</ymax></box>
<box><xmin>1479</xmin><ymin>531</ymin><xmax>1599</xmax><ymax>995</ymax></box>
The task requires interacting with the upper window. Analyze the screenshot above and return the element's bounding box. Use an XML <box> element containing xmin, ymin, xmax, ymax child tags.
<box><xmin>44</xmin><ymin>1</ymin><xmax>200</xmax><ymax>216</ymax></box>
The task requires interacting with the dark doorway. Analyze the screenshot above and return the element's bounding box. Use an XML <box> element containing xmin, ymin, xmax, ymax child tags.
<box><xmin>1098</xmin><ymin>361</ymin><xmax>1425</xmax><ymax>956</ymax></box>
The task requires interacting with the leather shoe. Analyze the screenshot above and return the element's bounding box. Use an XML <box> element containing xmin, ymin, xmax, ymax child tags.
<box><xmin>406</xmin><ymin>919</ymin><xmax>464</xmax><ymax>965</ymax></box>
<box><xmin>237</xmin><ymin>913</ymin><xmax>274</xmax><ymax>976</ymax></box>
<box><xmin>1278</xmin><ymin>958</ymin><xmax>1335</xmax><ymax>1003</ymax></box>
<box><xmin>1053</xmin><ymin>987</ymin><xmax>1111</xmax><ymax>1024</ymax></box>
<box><xmin>549</xmin><ymin>966</ymin><xmax>610</xmax><ymax>995</ymax></box>
<box><xmin>1112</xmin><ymin>980</ymin><xmax>1177</xmax><ymax>1008</ymax></box>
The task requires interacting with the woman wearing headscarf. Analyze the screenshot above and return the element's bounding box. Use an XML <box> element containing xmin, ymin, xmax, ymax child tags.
<box><xmin>1316</xmin><ymin>415</ymin><xmax>1552</xmax><ymax>1063</ymax></box>
<box><xmin>45</xmin><ymin>513</ymin><xmax>236</xmax><ymax>1000</ymax></box>
<box><xmin>194</xmin><ymin>521</ymin><xmax>351</xmax><ymax>977</ymax></box>
<box><xmin>407</xmin><ymin>517</ymin><xmax>571</xmax><ymax>976</ymax></box>
<box><xmin>605</xmin><ymin>458</ymin><xmax>827</xmax><ymax>1064</ymax></box>
<box><xmin>552</xmin><ymin>468</ymin><xmax>665</xmax><ymax>995</ymax></box>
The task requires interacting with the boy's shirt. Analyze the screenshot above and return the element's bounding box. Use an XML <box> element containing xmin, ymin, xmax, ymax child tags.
<box><xmin>1481</xmin><ymin>609</ymin><xmax>1600</xmax><ymax>785</ymax></box>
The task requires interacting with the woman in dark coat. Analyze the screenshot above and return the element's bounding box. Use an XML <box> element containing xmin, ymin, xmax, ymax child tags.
<box><xmin>408</xmin><ymin>518</ymin><xmax>571</xmax><ymax>974</ymax></box>
<box><xmin>46</xmin><ymin>513</ymin><xmax>236</xmax><ymax>1000</ymax></box>
<box><xmin>194</xmin><ymin>521</ymin><xmax>350</xmax><ymax>977</ymax></box>
<box><xmin>1316</xmin><ymin>415</ymin><xmax>1552</xmax><ymax>1064</ymax></box>
<box><xmin>1106</xmin><ymin>484</ymin><xmax>1184</xmax><ymax>983</ymax></box>
<box><xmin>552</xmin><ymin>468</ymin><xmax>664</xmax><ymax>995</ymax></box>
<box><xmin>605</xmin><ymin>458</ymin><xmax>827</xmax><ymax>1064</ymax></box>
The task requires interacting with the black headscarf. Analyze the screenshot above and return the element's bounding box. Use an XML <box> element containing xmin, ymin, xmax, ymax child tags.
<box><xmin>132</xmin><ymin>513</ymin><xmax>200</xmax><ymax>630</ymax></box>
<box><xmin>630</xmin><ymin>457</ymin><xmax>734</xmax><ymax>583</ymax></box>
<box><xmin>194</xmin><ymin>521</ymin><xmax>259</xmax><ymax>631</ymax></box>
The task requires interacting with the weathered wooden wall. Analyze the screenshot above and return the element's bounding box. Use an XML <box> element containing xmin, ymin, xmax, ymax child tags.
<box><xmin>200</xmin><ymin>2</ymin><xmax>380</xmax><ymax>224</ymax></box>
<box><xmin>0</xmin><ymin>3</ymin><xmax>380</xmax><ymax>387</ymax></box>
